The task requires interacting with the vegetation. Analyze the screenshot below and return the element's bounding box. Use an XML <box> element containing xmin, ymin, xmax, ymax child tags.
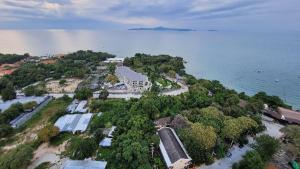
<box><xmin>23</xmin><ymin>101</ymin><xmax>38</xmax><ymax>110</ymax></box>
<box><xmin>99</xmin><ymin>89</ymin><xmax>109</xmax><ymax>100</ymax></box>
<box><xmin>0</xmin><ymin>53</ymin><xmax>29</xmax><ymax>64</ymax></box>
<box><xmin>75</xmin><ymin>87</ymin><xmax>93</xmax><ymax>100</ymax></box>
<box><xmin>66</xmin><ymin>137</ymin><xmax>97</xmax><ymax>160</ymax></box>
<box><xmin>0</xmin><ymin>50</ymin><xmax>114</xmax><ymax>100</ymax></box>
<box><xmin>0</xmin><ymin>77</ymin><xmax>16</xmax><ymax>101</ymax></box>
<box><xmin>233</xmin><ymin>135</ymin><xmax>280</xmax><ymax>169</ymax></box>
<box><xmin>37</xmin><ymin>125</ymin><xmax>60</xmax><ymax>143</ymax></box>
<box><xmin>179</xmin><ymin>123</ymin><xmax>217</xmax><ymax>164</ymax></box>
<box><xmin>34</xmin><ymin>162</ymin><xmax>51</xmax><ymax>169</ymax></box>
<box><xmin>0</xmin><ymin>144</ymin><xmax>34</xmax><ymax>169</ymax></box>
<box><xmin>252</xmin><ymin>134</ymin><xmax>280</xmax><ymax>162</ymax></box>
<box><xmin>232</xmin><ymin>150</ymin><xmax>264</xmax><ymax>169</ymax></box>
<box><xmin>281</xmin><ymin>125</ymin><xmax>300</xmax><ymax>156</ymax></box>
<box><xmin>105</xmin><ymin>74</ymin><xmax>118</xmax><ymax>85</ymax></box>
<box><xmin>0</xmin><ymin>52</ymin><xmax>292</xmax><ymax>168</ymax></box>
<box><xmin>0</xmin><ymin>103</ymin><xmax>24</xmax><ymax>124</ymax></box>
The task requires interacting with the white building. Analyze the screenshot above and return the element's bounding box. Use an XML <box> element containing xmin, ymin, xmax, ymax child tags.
<box><xmin>115</xmin><ymin>66</ymin><xmax>151</xmax><ymax>93</ymax></box>
<box><xmin>158</xmin><ymin>127</ymin><xmax>192</xmax><ymax>169</ymax></box>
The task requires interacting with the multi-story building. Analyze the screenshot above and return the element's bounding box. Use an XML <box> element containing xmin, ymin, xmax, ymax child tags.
<box><xmin>115</xmin><ymin>66</ymin><xmax>151</xmax><ymax>93</ymax></box>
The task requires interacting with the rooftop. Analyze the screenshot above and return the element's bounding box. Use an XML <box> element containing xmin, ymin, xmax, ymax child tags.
<box><xmin>54</xmin><ymin>113</ymin><xmax>93</xmax><ymax>133</ymax></box>
<box><xmin>115</xmin><ymin>66</ymin><xmax>148</xmax><ymax>81</ymax></box>
<box><xmin>158</xmin><ymin>127</ymin><xmax>191</xmax><ymax>167</ymax></box>
<box><xmin>278</xmin><ymin>107</ymin><xmax>300</xmax><ymax>124</ymax></box>
<box><xmin>74</xmin><ymin>100</ymin><xmax>88</xmax><ymax>113</ymax></box>
<box><xmin>61</xmin><ymin>160</ymin><xmax>107</xmax><ymax>169</ymax></box>
<box><xmin>0</xmin><ymin>96</ymin><xmax>48</xmax><ymax>112</ymax></box>
<box><xmin>99</xmin><ymin>137</ymin><xmax>112</xmax><ymax>147</ymax></box>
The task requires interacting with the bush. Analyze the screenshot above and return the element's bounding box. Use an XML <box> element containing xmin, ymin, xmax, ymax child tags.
<box><xmin>0</xmin><ymin>124</ymin><xmax>13</xmax><ymax>138</ymax></box>
<box><xmin>38</xmin><ymin>125</ymin><xmax>60</xmax><ymax>143</ymax></box>
<box><xmin>23</xmin><ymin>101</ymin><xmax>38</xmax><ymax>110</ymax></box>
<box><xmin>66</xmin><ymin>137</ymin><xmax>97</xmax><ymax>160</ymax></box>
<box><xmin>0</xmin><ymin>144</ymin><xmax>34</xmax><ymax>169</ymax></box>
<box><xmin>75</xmin><ymin>88</ymin><xmax>92</xmax><ymax>100</ymax></box>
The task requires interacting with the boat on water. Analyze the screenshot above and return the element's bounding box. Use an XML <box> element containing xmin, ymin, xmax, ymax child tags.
<box><xmin>275</xmin><ymin>79</ymin><xmax>280</xmax><ymax>82</ymax></box>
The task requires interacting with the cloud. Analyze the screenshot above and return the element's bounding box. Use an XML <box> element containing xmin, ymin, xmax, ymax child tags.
<box><xmin>0</xmin><ymin>0</ymin><xmax>299</xmax><ymax>30</ymax></box>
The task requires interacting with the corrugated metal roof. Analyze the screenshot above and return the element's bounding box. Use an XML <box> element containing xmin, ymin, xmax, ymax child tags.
<box><xmin>74</xmin><ymin>100</ymin><xmax>88</xmax><ymax>113</ymax></box>
<box><xmin>0</xmin><ymin>96</ymin><xmax>47</xmax><ymax>112</ymax></box>
<box><xmin>115</xmin><ymin>66</ymin><xmax>147</xmax><ymax>81</ymax></box>
<box><xmin>99</xmin><ymin>137</ymin><xmax>112</xmax><ymax>147</ymax></box>
<box><xmin>55</xmin><ymin>113</ymin><xmax>93</xmax><ymax>133</ymax></box>
<box><xmin>61</xmin><ymin>160</ymin><xmax>107</xmax><ymax>169</ymax></box>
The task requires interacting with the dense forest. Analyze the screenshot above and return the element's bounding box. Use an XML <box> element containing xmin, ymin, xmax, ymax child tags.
<box><xmin>0</xmin><ymin>53</ymin><xmax>29</xmax><ymax>64</ymax></box>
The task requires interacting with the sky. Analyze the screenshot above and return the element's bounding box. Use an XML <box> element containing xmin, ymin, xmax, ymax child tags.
<box><xmin>0</xmin><ymin>0</ymin><xmax>300</xmax><ymax>31</ymax></box>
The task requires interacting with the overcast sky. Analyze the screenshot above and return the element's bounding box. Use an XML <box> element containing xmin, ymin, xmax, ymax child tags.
<box><xmin>0</xmin><ymin>0</ymin><xmax>299</xmax><ymax>31</ymax></box>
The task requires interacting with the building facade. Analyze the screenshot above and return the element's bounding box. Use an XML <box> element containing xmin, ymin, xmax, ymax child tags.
<box><xmin>115</xmin><ymin>66</ymin><xmax>151</xmax><ymax>93</ymax></box>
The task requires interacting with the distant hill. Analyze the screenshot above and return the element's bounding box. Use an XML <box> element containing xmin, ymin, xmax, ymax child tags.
<box><xmin>128</xmin><ymin>26</ymin><xmax>196</xmax><ymax>32</ymax></box>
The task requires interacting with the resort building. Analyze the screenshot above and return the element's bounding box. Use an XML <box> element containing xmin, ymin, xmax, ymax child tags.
<box><xmin>54</xmin><ymin>113</ymin><xmax>93</xmax><ymax>133</ymax></box>
<box><xmin>115</xmin><ymin>66</ymin><xmax>151</xmax><ymax>92</ymax></box>
<box><xmin>158</xmin><ymin>127</ymin><xmax>192</xmax><ymax>169</ymax></box>
<box><xmin>60</xmin><ymin>159</ymin><xmax>107</xmax><ymax>169</ymax></box>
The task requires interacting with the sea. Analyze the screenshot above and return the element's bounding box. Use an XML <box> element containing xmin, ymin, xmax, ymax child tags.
<box><xmin>0</xmin><ymin>29</ymin><xmax>299</xmax><ymax>109</ymax></box>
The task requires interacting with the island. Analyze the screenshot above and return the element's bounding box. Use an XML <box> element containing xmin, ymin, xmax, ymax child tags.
<box><xmin>0</xmin><ymin>50</ymin><xmax>299</xmax><ymax>169</ymax></box>
<box><xmin>129</xmin><ymin>26</ymin><xmax>196</xmax><ymax>32</ymax></box>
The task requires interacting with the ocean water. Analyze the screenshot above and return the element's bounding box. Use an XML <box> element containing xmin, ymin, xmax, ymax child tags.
<box><xmin>0</xmin><ymin>30</ymin><xmax>299</xmax><ymax>109</ymax></box>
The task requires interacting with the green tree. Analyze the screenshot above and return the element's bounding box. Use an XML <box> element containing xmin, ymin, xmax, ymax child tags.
<box><xmin>66</xmin><ymin>137</ymin><xmax>97</xmax><ymax>160</ymax></box>
<box><xmin>179</xmin><ymin>123</ymin><xmax>217</xmax><ymax>164</ymax></box>
<box><xmin>233</xmin><ymin>150</ymin><xmax>264</xmax><ymax>169</ymax></box>
<box><xmin>24</xmin><ymin>86</ymin><xmax>35</xmax><ymax>96</ymax></box>
<box><xmin>107</xmin><ymin>63</ymin><xmax>116</xmax><ymax>74</ymax></box>
<box><xmin>105</xmin><ymin>74</ymin><xmax>118</xmax><ymax>85</ymax></box>
<box><xmin>99</xmin><ymin>89</ymin><xmax>109</xmax><ymax>100</ymax></box>
<box><xmin>75</xmin><ymin>88</ymin><xmax>93</xmax><ymax>100</ymax></box>
<box><xmin>1</xmin><ymin>84</ymin><xmax>16</xmax><ymax>101</ymax></box>
<box><xmin>222</xmin><ymin>116</ymin><xmax>258</xmax><ymax>145</ymax></box>
<box><xmin>252</xmin><ymin>135</ymin><xmax>280</xmax><ymax>162</ymax></box>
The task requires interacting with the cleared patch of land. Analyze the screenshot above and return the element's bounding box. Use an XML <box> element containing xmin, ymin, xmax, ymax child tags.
<box><xmin>46</xmin><ymin>78</ymin><xmax>82</xmax><ymax>93</ymax></box>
